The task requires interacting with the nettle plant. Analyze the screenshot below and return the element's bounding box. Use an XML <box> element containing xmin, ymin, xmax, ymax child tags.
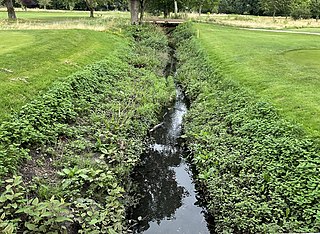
<box><xmin>0</xmin><ymin>176</ymin><xmax>72</xmax><ymax>234</ymax></box>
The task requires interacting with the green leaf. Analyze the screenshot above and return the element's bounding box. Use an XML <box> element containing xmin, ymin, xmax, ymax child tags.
<box><xmin>0</xmin><ymin>196</ymin><xmax>7</xmax><ymax>203</ymax></box>
<box><xmin>286</xmin><ymin>207</ymin><xmax>290</xmax><ymax>217</ymax></box>
<box><xmin>89</xmin><ymin>218</ymin><xmax>99</xmax><ymax>225</ymax></box>
<box><xmin>5</xmin><ymin>179</ymin><xmax>13</xmax><ymax>183</ymax></box>
<box><xmin>32</xmin><ymin>197</ymin><xmax>39</xmax><ymax>205</ymax></box>
<box><xmin>62</xmin><ymin>168</ymin><xmax>71</xmax><ymax>175</ymax></box>
<box><xmin>25</xmin><ymin>222</ymin><xmax>36</xmax><ymax>231</ymax></box>
<box><xmin>50</xmin><ymin>195</ymin><xmax>55</xmax><ymax>202</ymax></box>
<box><xmin>5</xmin><ymin>185</ymin><xmax>13</xmax><ymax>191</ymax></box>
<box><xmin>3</xmin><ymin>224</ymin><xmax>14</xmax><ymax>234</ymax></box>
<box><xmin>11</xmin><ymin>203</ymin><xmax>18</xmax><ymax>209</ymax></box>
<box><xmin>55</xmin><ymin>216</ymin><xmax>73</xmax><ymax>223</ymax></box>
<box><xmin>100</xmin><ymin>148</ymin><xmax>108</xmax><ymax>154</ymax></box>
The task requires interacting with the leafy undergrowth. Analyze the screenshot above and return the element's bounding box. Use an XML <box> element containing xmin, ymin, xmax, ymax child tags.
<box><xmin>0</xmin><ymin>25</ymin><xmax>174</xmax><ymax>233</ymax></box>
<box><xmin>173</xmin><ymin>23</ymin><xmax>320</xmax><ymax>233</ymax></box>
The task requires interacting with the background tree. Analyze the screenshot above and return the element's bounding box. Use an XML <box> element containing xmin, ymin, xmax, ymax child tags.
<box><xmin>84</xmin><ymin>0</ymin><xmax>112</xmax><ymax>17</ymax></box>
<box><xmin>16</xmin><ymin>0</ymin><xmax>28</xmax><ymax>10</ymax></box>
<box><xmin>259</xmin><ymin>0</ymin><xmax>282</xmax><ymax>18</ymax></box>
<box><xmin>129</xmin><ymin>0</ymin><xmax>139</xmax><ymax>24</ymax></box>
<box><xmin>291</xmin><ymin>0</ymin><xmax>311</xmax><ymax>19</ymax></box>
<box><xmin>192</xmin><ymin>0</ymin><xmax>213</xmax><ymax>15</ymax></box>
<box><xmin>139</xmin><ymin>0</ymin><xmax>147</xmax><ymax>21</ymax></box>
<box><xmin>2</xmin><ymin>0</ymin><xmax>17</xmax><ymax>19</ymax></box>
<box><xmin>278</xmin><ymin>0</ymin><xmax>292</xmax><ymax>17</ymax></box>
<box><xmin>38</xmin><ymin>0</ymin><xmax>52</xmax><ymax>9</ymax></box>
<box><xmin>310</xmin><ymin>0</ymin><xmax>320</xmax><ymax>20</ymax></box>
<box><xmin>59</xmin><ymin>0</ymin><xmax>80</xmax><ymax>10</ymax></box>
<box><xmin>86</xmin><ymin>0</ymin><xmax>97</xmax><ymax>17</ymax></box>
<box><xmin>218</xmin><ymin>0</ymin><xmax>260</xmax><ymax>14</ymax></box>
<box><xmin>148</xmin><ymin>0</ymin><xmax>173</xmax><ymax>18</ymax></box>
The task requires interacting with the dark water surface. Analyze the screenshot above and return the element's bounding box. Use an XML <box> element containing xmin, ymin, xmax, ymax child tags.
<box><xmin>128</xmin><ymin>86</ymin><xmax>212</xmax><ymax>234</ymax></box>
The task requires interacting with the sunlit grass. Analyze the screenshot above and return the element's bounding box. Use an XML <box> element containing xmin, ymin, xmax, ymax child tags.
<box><xmin>0</xmin><ymin>29</ymin><xmax>124</xmax><ymax>121</ymax></box>
<box><xmin>0</xmin><ymin>9</ymin><xmax>130</xmax><ymax>30</ymax></box>
<box><xmin>195</xmin><ymin>23</ymin><xmax>320</xmax><ymax>136</ymax></box>
<box><xmin>188</xmin><ymin>13</ymin><xmax>320</xmax><ymax>29</ymax></box>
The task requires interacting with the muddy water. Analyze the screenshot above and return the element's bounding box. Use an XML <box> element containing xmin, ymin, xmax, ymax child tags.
<box><xmin>128</xmin><ymin>84</ymin><xmax>212</xmax><ymax>233</ymax></box>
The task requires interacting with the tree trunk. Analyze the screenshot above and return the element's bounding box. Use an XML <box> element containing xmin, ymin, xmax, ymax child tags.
<box><xmin>85</xmin><ymin>0</ymin><xmax>94</xmax><ymax>18</ymax></box>
<box><xmin>5</xmin><ymin>0</ymin><xmax>16</xmax><ymax>19</ymax></box>
<box><xmin>174</xmin><ymin>0</ymin><xmax>178</xmax><ymax>14</ymax></box>
<box><xmin>139</xmin><ymin>0</ymin><xmax>145</xmax><ymax>22</ymax></box>
<box><xmin>199</xmin><ymin>5</ymin><xmax>202</xmax><ymax>16</ymax></box>
<box><xmin>130</xmin><ymin>0</ymin><xmax>139</xmax><ymax>24</ymax></box>
<box><xmin>44</xmin><ymin>5</ymin><xmax>47</xmax><ymax>10</ymax></box>
<box><xmin>164</xmin><ymin>8</ymin><xmax>169</xmax><ymax>18</ymax></box>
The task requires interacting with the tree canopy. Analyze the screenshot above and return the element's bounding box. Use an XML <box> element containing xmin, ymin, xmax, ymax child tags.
<box><xmin>2</xmin><ymin>0</ymin><xmax>320</xmax><ymax>22</ymax></box>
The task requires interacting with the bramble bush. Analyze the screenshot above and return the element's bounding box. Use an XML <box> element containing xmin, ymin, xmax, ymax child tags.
<box><xmin>173</xmin><ymin>22</ymin><xmax>320</xmax><ymax>233</ymax></box>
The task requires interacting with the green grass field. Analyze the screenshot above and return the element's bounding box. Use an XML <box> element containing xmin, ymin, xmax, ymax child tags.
<box><xmin>0</xmin><ymin>29</ymin><xmax>123</xmax><ymax>120</ymax></box>
<box><xmin>0</xmin><ymin>9</ymin><xmax>129</xmax><ymax>19</ymax></box>
<box><xmin>195</xmin><ymin>23</ymin><xmax>320</xmax><ymax>136</ymax></box>
<box><xmin>0</xmin><ymin>10</ymin><xmax>88</xmax><ymax>19</ymax></box>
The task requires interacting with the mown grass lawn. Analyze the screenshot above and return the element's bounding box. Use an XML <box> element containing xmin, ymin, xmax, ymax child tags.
<box><xmin>0</xmin><ymin>9</ymin><xmax>129</xmax><ymax>20</ymax></box>
<box><xmin>195</xmin><ymin>23</ymin><xmax>320</xmax><ymax>136</ymax></box>
<box><xmin>0</xmin><ymin>29</ymin><xmax>123</xmax><ymax>120</ymax></box>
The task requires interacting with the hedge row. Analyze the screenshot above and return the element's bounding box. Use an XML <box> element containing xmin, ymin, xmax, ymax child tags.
<box><xmin>173</xmin><ymin>23</ymin><xmax>320</xmax><ymax>233</ymax></box>
<box><xmin>0</xmin><ymin>25</ymin><xmax>174</xmax><ymax>233</ymax></box>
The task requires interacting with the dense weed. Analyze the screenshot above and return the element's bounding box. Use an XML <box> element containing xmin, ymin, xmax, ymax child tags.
<box><xmin>0</xmin><ymin>25</ymin><xmax>174</xmax><ymax>233</ymax></box>
<box><xmin>173</xmin><ymin>23</ymin><xmax>320</xmax><ymax>233</ymax></box>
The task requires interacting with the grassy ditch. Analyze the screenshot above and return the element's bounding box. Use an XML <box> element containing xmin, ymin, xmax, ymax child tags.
<box><xmin>173</xmin><ymin>23</ymin><xmax>320</xmax><ymax>233</ymax></box>
<box><xmin>0</xmin><ymin>25</ymin><xmax>174</xmax><ymax>233</ymax></box>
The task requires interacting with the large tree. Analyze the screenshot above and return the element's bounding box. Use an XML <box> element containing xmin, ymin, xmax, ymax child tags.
<box><xmin>145</xmin><ymin>0</ymin><xmax>181</xmax><ymax>18</ymax></box>
<box><xmin>259</xmin><ymin>0</ymin><xmax>281</xmax><ymax>17</ymax></box>
<box><xmin>38</xmin><ymin>0</ymin><xmax>52</xmax><ymax>9</ymax></box>
<box><xmin>310</xmin><ymin>0</ymin><xmax>320</xmax><ymax>20</ymax></box>
<box><xmin>3</xmin><ymin>0</ymin><xmax>17</xmax><ymax>19</ymax></box>
<box><xmin>59</xmin><ymin>0</ymin><xmax>80</xmax><ymax>10</ymax></box>
<box><xmin>192</xmin><ymin>0</ymin><xmax>212</xmax><ymax>15</ymax></box>
<box><xmin>130</xmin><ymin>0</ymin><xmax>139</xmax><ymax>24</ymax></box>
<box><xmin>85</xmin><ymin>0</ymin><xmax>97</xmax><ymax>17</ymax></box>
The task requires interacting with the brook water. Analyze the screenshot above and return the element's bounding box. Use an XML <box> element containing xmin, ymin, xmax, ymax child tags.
<box><xmin>128</xmin><ymin>38</ymin><xmax>213</xmax><ymax>233</ymax></box>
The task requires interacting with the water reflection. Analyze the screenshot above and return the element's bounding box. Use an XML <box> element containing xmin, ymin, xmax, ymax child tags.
<box><xmin>128</xmin><ymin>87</ymin><xmax>210</xmax><ymax>234</ymax></box>
<box><xmin>129</xmin><ymin>147</ymin><xmax>185</xmax><ymax>233</ymax></box>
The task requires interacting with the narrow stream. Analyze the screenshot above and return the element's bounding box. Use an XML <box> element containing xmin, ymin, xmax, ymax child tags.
<box><xmin>128</xmin><ymin>40</ymin><xmax>213</xmax><ymax>233</ymax></box>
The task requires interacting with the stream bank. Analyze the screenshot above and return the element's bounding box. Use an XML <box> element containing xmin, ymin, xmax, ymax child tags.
<box><xmin>0</xmin><ymin>25</ymin><xmax>174</xmax><ymax>233</ymax></box>
<box><xmin>172</xmin><ymin>22</ymin><xmax>320</xmax><ymax>233</ymax></box>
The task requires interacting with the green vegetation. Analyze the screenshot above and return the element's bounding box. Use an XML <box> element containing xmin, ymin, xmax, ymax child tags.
<box><xmin>0</xmin><ymin>29</ymin><xmax>122</xmax><ymax>120</ymax></box>
<box><xmin>0</xmin><ymin>10</ymin><xmax>86</xmax><ymax>19</ymax></box>
<box><xmin>0</xmin><ymin>10</ymin><xmax>129</xmax><ymax>20</ymax></box>
<box><xmin>0</xmin><ymin>25</ymin><xmax>174</xmax><ymax>233</ymax></box>
<box><xmin>195</xmin><ymin>23</ymin><xmax>320</xmax><ymax>136</ymax></box>
<box><xmin>173</xmin><ymin>22</ymin><xmax>320</xmax><ymax>233</ymax></box>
